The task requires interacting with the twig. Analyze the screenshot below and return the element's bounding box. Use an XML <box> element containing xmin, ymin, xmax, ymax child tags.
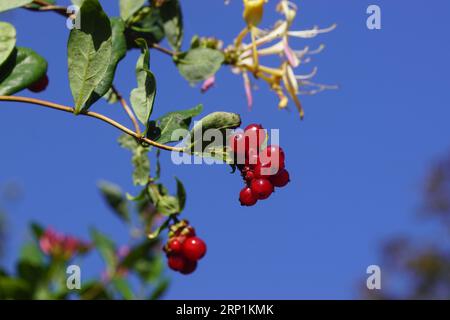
<box><xmin>26</xmin><ymin>0</ymin><xmax>68</xmax><ymax>16</ymax></box>
<box><xmin>150</xmin><ymin>43</ymin><xmax>177</xmax><ymax>57</ymax></box>
<box><xmin>111</xmin><ymin>85</ymin><xmax>141</xmax><ymax>136</ymax></box>
<box><xmin>0</xmin><ymin>95</ymin><xmax>183</xmax><ymax>152</ymax></box>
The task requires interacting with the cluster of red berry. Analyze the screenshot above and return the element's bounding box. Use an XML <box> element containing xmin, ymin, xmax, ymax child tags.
<box><xmin>229</xmin><ymin>124</ymin><xmax>290</xmax><ymax>206</ymax></box>
<box><xmin>164</xmin><ymin>220</ymin><xmax>207</xmax><ymax>275</ymax></box>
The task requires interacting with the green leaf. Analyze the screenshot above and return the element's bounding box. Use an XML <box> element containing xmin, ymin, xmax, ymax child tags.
<box><xmin>90</xmin><ymin>228</ymin><xmax>117</xmax><ymax>272</ymax></box>
<box><xmin>103</xmin><ymin>87</ymin><xmax>119</xmax><ymax>104</ymax></box>
<box><xmin>16</xmin><ymin>260</ymin><xmax>47</xmax><ymax>291</ymax></box>
<box><xmin>71</xmin><ymin>0</ymin><xmax>84</xmax><ymax>6</ymax></box>
<box><xmin>85</xmin><ymin>18</ymin><xmax>127</xmax><ymax>108</ymax></box>
<box><xmin>67</xmin><ymin>0</ymin><xmax>112</xmax><ymax>113</ymax></box>
<box><xmin>126</xmin><ymin>7</ymin><xmax>165</xmax><ymax>46</ymax></box>
<box><xmin>79</xmin><ymin>281</ymin><xmax>111</xmax><ymax>300</ymax></box>
<box><xmin>30</xmin><ymin>222</ymin><xmax>45</xmax><ymax>240</ymax></box>
<box><xmin>111</xmin><ymin>277</ymin><xmax>134</xmax><ymax>300</ymax></box>
<box><xmin>160</xmin><ymin>0</ymin><xmax>183</xmax><ymax>51</ymax></box>
<box><xmin>147</xmin><ymin>217</ymin><xmax>170</xmax><ymax>240</ymax></box>
<box><xmin>189</xmin><ymin>111</ymin><xmax>241</xmax><ymax>145</ymax></box>
<box><xmin>132</xmin><ymin>146</ymin><xmax>151</xmax><ymax>186</ymax></box>
<box><xmin>154</xmin><ymin>149</ymin><xmax>161</xmax><ymax>180</ymax></box>
<box><xmin>156</xmin><ymin>195</ymin><xmax>179</xmax><ymax>216</ymax></box>
<box><xmin>175</xmin><ymin>48</ymin><xmax>224</xmax><ymax>84</ymax></box>
<box><xmin>150</xmin><ymin>279</ymin><xmax>169</xmax><ymax>300</ymax></box>
<box><xmin>19</xmin><ymin>243</ymin><xmax>44</xmax><ymax>265</ymax></box>
<box><xmin>0</xmin><ymin>276</ymin><xmax>31</xmax><ymax>299</ymax></box>
<box><xmin>118</xmin><ymin>135</ymin><xmax>150</xmax><ymax>186</ymax></box>
<box><xmin>175</xmin><ymin>177</ymin><xmax>186</xmax><ymax>212</ymax></box>
<box><xmin>135</xmin><ymin>254</ymin><xmax>164</xmax><ymax>283</ymax></box>
<box><xmin>130</xmin><ymin>39</ymin><xmax>156</xmax><ymax>128</ymax></box>
<box><xmin>0</xmin><ymin>0</ymin><xmax>32</xmax><ymax>13</ymax></box>
<box><xmin>119</xmin><ymin>240</ymin><xmax>157</xmax><ymax>270</ymax></box>
<box><xmin>189</xmin><ymin>112</ymin><xmax>241</xmax><ymax>162</ymax></box>
<box><xmin>117</xmin><ymin>133</ymin><xmax>138</xmax><ymax>150</ymax></box>
<box><xmin>147</xmin><ymin>104</ymin><xmax>203</xmax><ymax>144</ymax></box>
<box><xmin>0</xmin><ymin>22</ymin><xmax>16</xmax><ymax>68</ymax></box>
<box><xmin>0</xmin><ymin>47</ymin><xmax>47</xmax><ymax>95</ymax></box>
<box><xmin>98</xmin><ymin>180</ymin><xmax>130</xmax><ymax>222</ymax></box>
<box><xmin>120</xmin><ymin>0</ymin><xmax>146</xmax><ymax>22</ymax></box>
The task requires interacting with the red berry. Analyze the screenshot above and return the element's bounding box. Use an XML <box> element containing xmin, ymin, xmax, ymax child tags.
<box><xmin>244</xmin><ymin>124</ymin><xmax>265</xmax><ymax>151</ymax></box>
<box><xmin>244</xmin><ymin>123</ymin><xmax>264</xmax><ymax>132</ymax></box>
<box><xmin>254</xmin><ymin>163</ymin><xmax>273</xmax><ymax>178</ymax></box>
<box><xmin>239</xmin><ymin>186</ymin><xmax>258</xmax><ymax>206</ymax></box>
<box><xmin>181</xmin><ymin>226</ymin><xmax>196</xmax><ymax>237</ymax></box>
<box><xmin>167</xmin><ymin>254</ymin><xmax>185</xmax><ymax>271</ymax></box>
<box><xmin>230</xmin><ymin>132</ymin><xmax>246</xmax><ymax>155</ymax></box>
<box><xmin>168</xmin><ymin>238</ymin><xmax>183</xmax><ymax>253</ymax></box>
<box><xmin>270</xmin><ymin>169</ymin><xmax>290</xmax><ymax>187</ymax></box>
<box><xmin>240</xmin><ymin>165</ymin><xmax>251</xmax><ymax>174</ymax></box>
<box><xmin>259</xmin><ymin>145</ymin><xmax>285</xmax><ymax>169</ymax></box>
<box><xmin>28</xmin><ymin>75</ymin><xmax>49</xmax><ymax>93</ymax></box>
<box><xmin>244</xmin><ymin>170</ymin><xmax>255</xmax><ymax>182</ymax></box>
<box><xmin>180</xmin><ymin>259</ymin><xmax>197</xmax><ymax>275</ymax></box>
<box><xmin>245</xmin><ymin>149</ymin><xmax>260</xmax><ymax>167</ymax></box>
<box><xmin>250</xmin><ymin>178</ymin><xmax>274</xmax><ymax>200</ymax></box>
<box><xmin>182</xmin><ymin>237</ymin><xmax>207</xmax><ymax>261</ymax></box>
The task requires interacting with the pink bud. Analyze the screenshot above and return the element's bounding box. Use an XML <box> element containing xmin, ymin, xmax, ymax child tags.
<box><xmin>201</xmin><ymin>75</ymin><xmax>215</xmax><ymax>93</ymax></box>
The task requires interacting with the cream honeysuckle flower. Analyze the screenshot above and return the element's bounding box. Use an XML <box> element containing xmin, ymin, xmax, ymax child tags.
<box><xmin>228</xmin><ymin>0</ymin><xmax>335</xmax><ymax>118</ymax></box>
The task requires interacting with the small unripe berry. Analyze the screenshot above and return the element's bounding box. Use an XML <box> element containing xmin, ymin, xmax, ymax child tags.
<box><xmin>239</xmin><ymin>186</ymin><xmax>258</xmax><ymax>206</ymax></box>
<box><xmin>182</xmin><ymin>237</ymin><xmax>207</xmax><ymax>261</ymax></box>
<box><xmin>28</xmin><ymin>74</ymin><xmax>49</xmax><ymax>93</ymax></box>
<box><xmin>250</xmin><ymin>178</ymin><xmax>274</xmax><ymax>200</ymax></box>
<box><xmin>270</xmin><ymin>169</ymin><xmax>290</xmax><ymax>187</ymax></box>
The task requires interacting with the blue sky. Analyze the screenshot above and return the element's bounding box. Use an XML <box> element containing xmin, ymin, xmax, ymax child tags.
<box><xmin>1</xmin><ymin>0</ymin><xmax>450</xmax><ymax>299</ymax></box>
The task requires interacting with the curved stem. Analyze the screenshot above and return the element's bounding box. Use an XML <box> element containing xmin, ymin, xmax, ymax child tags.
<box><xmin>0</xmin><ymin>95</ymin><xmax>183</xmax><ymax>152</ymax></box>
<box><xmin>111</xmin><ymin>85</ymin><xmax>141</xmax><ymax>136</ymax></box>
<box><xmin>150</xmin><ymin>43</ymin><xmax>177</xmax><ymax>57</ymax></box>
<box><xmin>28</xmin><ymin>0</ymin><xmax>68</xmax><ymax>16</ymax></box>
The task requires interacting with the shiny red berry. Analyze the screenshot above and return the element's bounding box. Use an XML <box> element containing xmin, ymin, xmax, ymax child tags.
<box><xmin>259</xmin><ymin>145</ymin><xmax>285</xmax><ymax>169</ymax></box>
<box><xmin>270</xmin><ymin>169</ymin><xmax>290</xmax><ymax>187</ymax></box>
<box><xmin>181</xmin><ymin>226</ymin><xmax>196</xmax><ymax>237</ymax></box>
<box><xmin>167</xmin><ymin>254</ymin><xmax>185</xmax><ymax>271</ymax></box>
<box><xmin>182</xmin><ymin>237</ymin><xmax>207</xmax><ymax>261</ymax></box>
<box><xmin>244</xmin><ymin>124</ymin><xmax>265</xmax><ymax>151</ymax></box>
<box><xmin>244</xmin><ymin>170</ymin><xmax>255</xmax><ymax>182</ymax></box>
<box><xmin>250</xmin><ymin>178</ymin><xmax>274</xmax><ymax>200</ymax></box>
<box><xmin>239</xmin><ymin>186</ymin><xmax>258</xmax><ymax>206</ymax></box>
<box><xmin>28</xmin><ymin>74</ymin><xmax>49</xmax><ymax>93</ymax></box>
<box><xmin>168</xmin><ymin>238</ymin><xmax>183</xmax><ymax>253</ymax></box>
<box><xmin>230</xmin><ymin>132</ymin><xmax>246</xmax><ymax>155</ymax></box>
<box><xmin>254</xmin><ymin>162</ymin><xmax>274</xmax><ymax>178</ymax></box>
<box><xmin>180</xmin><ymin>259</ymin><xmax>197</xmax><ymax>275</ymax></box>
<box><xmin>245</xmin><ymin>149</ymin><xmax>260</xmax><ymax>167</ymax></box>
